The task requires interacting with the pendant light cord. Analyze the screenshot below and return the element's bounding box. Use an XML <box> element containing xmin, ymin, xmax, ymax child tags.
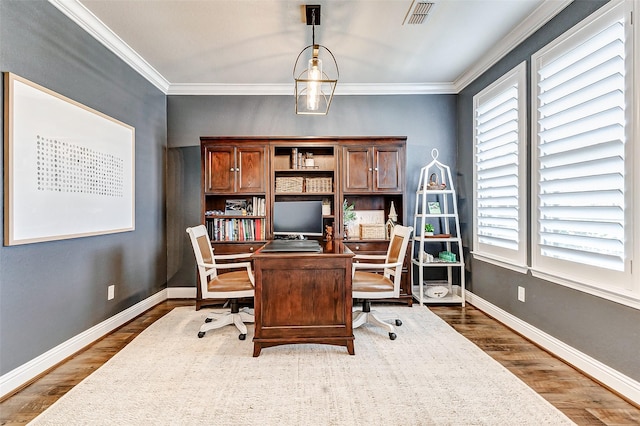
<box><xmin>311</xmin><ymin>9</ymin><xmax>316</xmax><ymax>45</ymax></box>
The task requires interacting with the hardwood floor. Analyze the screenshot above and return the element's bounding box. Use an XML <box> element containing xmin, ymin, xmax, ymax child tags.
<box><xmin>1</xmin><ymin>300</ymin><xmax>638</xmax><ymax>425</ymax></box>
<box><xmin>429</xmin><ymin>305</ymin><xmax>640</xmax><ymax>425</ymax></box>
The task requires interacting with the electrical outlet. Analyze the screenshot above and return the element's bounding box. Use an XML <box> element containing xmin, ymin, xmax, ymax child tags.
<box><xmin>107</xmin><ymin>285</ymin><xmax>115</xmax><ymax>300</ymax></box>
<box><xmin>517</xmin><ymin>286</ymin><xmax>525</xmax><ymax>302</ymax></box>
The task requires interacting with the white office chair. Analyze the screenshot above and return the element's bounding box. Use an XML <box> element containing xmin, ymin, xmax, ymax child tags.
<box><xmin>352</xmin><ymin>224</ymin><xmax>413</xmax><ymax>340</ymax></box>
<box><xmin>186</xmin><ymin>225</ymin><xmax>255</xmax><ymax>340</ymax></box>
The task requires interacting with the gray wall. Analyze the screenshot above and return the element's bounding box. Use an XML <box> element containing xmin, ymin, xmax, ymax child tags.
<box><xmin>166</xmin><ymin>95</ymin><xmax>458</xmax><ymax>287</ymax></box>
<box><xmin>457</xmin><ymin>0</ymin><xmax>639</xmax><ymax>381</ymax></box>
<box><xmin>0</xmin><ymin>1</ymin><xmax>167</xmax><ymax>374</ymax></box>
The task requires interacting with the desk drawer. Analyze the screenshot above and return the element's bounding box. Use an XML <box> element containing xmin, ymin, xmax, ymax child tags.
<box><xmin>211</xmin><ymin>242</ymin><xmax>264</xmax><ymax>255</ymax></box>
<box><xmin>344</xmin><ymin>241</ymin><xmax>388</xmax><ymax>254</ymax></box>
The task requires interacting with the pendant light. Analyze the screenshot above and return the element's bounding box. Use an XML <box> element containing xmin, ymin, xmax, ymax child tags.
<box><xmin>293</xmin><ymin>5</ymin><xmax>339</xmax><ymax>115</ymax></box>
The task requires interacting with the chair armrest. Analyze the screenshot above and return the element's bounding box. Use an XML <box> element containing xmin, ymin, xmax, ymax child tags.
<box><xmin>213</xmin><ymin>253</ymin><xmax>253</xmax><ymax>260</ymax></box>
<box><xmin>353</xmin><ymin>253</ymin><xmax>386</xmax><ymax>261</ymax></box>
<box><xmin>201</xmin><ymin>261</ymin><xmax>252</xmax><ymax>271</ymax></box>
<box><xmin>352</xmin><ymin>261</ymin><xmax>402</xmax><ymax>271</ymax></box>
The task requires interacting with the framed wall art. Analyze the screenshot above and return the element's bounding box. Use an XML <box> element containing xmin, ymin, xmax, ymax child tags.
<box><xmin>3</xmin><ymin>73</ymin><xmax>135</xmax><ymax>245</ymax></box>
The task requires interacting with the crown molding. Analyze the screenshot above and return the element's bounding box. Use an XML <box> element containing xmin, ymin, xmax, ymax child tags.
<box><xmin>167</xmin><ymin>82</ymin><xmax>456</xmax><ymax>96</ymax></box>
<box><xmin>453</xmin><ymin>0</ymin><xmax>572</xmax><ymax>92</ymax></box>
<box><xmin>48</xmin><ymin>0</ymin><xmax>170</xmax><ymax>93</ymax></box>
<box><xmin>167</xmin><ymin>84</ymin><xmax>292</xmax><ymax>96</ymax></box>
<box><xmin>335</xmin><ymin>83</ymin><xmax>456</xmax><ymax>95</ymax></box>
<box><xmin>50</xmin><ymin>0</ymin><xmax>570</xmax><ymax>96</ymax></box>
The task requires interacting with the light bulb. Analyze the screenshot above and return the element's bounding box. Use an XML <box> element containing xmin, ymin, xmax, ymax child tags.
<box><xmin>306</xmin><ymin>57</ymin><xmax>322</xmax><ymax>111</ymax></box>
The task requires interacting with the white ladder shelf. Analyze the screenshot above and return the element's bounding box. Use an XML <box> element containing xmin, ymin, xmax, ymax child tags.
<box><xmin>411</xmin><ymin>149</ymin><xmax>465</xmax><ymax>306</ymax></box>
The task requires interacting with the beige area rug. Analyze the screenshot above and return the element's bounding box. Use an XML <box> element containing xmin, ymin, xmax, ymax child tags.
<box><xmin>30</xmin><ymin>305</ymin><xmax>574</xmax><ymax>425</ymax></box>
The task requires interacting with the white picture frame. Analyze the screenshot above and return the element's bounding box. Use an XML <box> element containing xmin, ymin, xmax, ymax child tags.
<box><xmin>3</xmin><ymin>73</ymin><xmax>135</xmax><ymax>245</ymax></box>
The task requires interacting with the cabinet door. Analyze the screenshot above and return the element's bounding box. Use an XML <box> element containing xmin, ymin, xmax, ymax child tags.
<box><xmin>236</xmin><ymin>146</ymin><xmax>267</xmax><ymax>193</ymax></box>
<box><xmin>373</xmin><ymin>146</ymin><xmax>403</xmax><ymax>192</ymax></box>
<box><xmin>204</xmin><ymin>146</ymin><xmax>235</xmax><ymax>193</ymax></box>
<box><xmin>343</xmin><ymin>147</ymin><xmax>372</xmax><ymax>192</ymax></box>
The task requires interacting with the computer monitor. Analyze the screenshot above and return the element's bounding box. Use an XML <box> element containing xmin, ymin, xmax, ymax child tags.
<box><xmin>273</xmin><ymin>200</ymin><xmax>324</xmax><ymax>238</ymax></box>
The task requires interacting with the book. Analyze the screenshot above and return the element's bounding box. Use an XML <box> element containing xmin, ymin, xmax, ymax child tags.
<box><xmin>256</xmin><ymin>218</ymin><xmax>262</xmax><ymax>240</ymax></box>
<box><xmin>428</xmin><ymin>201</ymin><xmax>441</xmax><ymax>214</ymax></box>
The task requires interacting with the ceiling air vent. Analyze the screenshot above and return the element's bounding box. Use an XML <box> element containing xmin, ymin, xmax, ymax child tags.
<box><xmin>403</xmin><ymin>1</ymin><xmax>435</xmax><ymax>25</ymax></box>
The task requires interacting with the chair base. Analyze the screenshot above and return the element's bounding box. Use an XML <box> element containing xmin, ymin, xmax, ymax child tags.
<box><xmin>352</xmin><ymin>300</ymin><xmax>401</xmax><ymax>340</ymax></box>
<box><xmin>198</xmin><ymin>301</ymin><xmax>254</xmax><ymax>340</ymax></box>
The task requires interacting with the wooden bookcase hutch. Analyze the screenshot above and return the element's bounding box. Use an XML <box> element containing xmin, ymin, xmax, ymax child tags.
<box><xmin>200</xmin><ymin>136</ymin><xmax>411</xmax><ymax>304</ymax></box>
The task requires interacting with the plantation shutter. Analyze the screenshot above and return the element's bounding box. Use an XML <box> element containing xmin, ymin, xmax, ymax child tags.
<box><xmin>535</xmin><ymin>12</ymin><xmax>626</xmax><ymax>271</ymax></box>
<box><xmin>476</xmin><ymin>82</ymin><xmax>521</xmax><ymax>250</ymax></box>
<box><xmin>473</xmin><ymin>62</ymin><xmax>527</xmax><ymax>270</ymax></box>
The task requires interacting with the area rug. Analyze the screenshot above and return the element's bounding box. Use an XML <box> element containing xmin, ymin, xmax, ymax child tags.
<box><xmin>30</xmin><ymin>305</ymin><xmax>574</xmax><ymax>425</ymax></box>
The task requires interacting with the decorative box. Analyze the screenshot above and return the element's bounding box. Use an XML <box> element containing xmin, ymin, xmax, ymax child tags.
<box><xmin>305</xmin><ymin>177</ymin><xmax>333</xmax><ymax>193</ymax></box>
<box><xmin>275</xmin><ymin>176</ymin><xmax>303</xmax><ymax>193</ymax></box>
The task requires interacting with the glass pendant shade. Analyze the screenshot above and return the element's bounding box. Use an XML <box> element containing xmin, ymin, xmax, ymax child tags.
<box><xmin>306</xmin><ymin>57</ymin><xmax>322</xmax><ymax>111</ymax></box>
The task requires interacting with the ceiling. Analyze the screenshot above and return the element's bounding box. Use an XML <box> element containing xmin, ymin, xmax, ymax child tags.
<box><xmin>50</xmin><ymin>0</ymin><xmax>571</xmax><ymax>95</ymax></box>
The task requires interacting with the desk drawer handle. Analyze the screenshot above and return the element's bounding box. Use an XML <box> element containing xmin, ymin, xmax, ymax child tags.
<box><xmin>355</xmin><ymin>245</ymin><xmax>360</xmax><ymax>250</ymax></box>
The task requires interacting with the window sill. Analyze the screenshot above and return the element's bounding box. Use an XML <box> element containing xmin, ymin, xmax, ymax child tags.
<box><xmin>472</xmin><ymin>252</ymin><xmax>528</xmax><ymax>274</ymax></box>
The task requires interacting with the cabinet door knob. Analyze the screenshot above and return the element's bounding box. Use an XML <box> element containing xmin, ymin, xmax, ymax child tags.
<box><xmin>355</xmin><ymin>245</ymin><xmax>360</xmax><ymax>250</ymax></box>
<box><xmin>249</xmin><ymin>247</ymin><xmax>254</xmax><ymax>252</ymax></box>
<box><xmin>368</xmin><ymin>168</ymin><xmax>373</xmax><ymax>172</ymax></box>
<box><xmin>374</xmin><ymin>167</ymin><xmax>378</xmax><ymax>171</ymax></box>
<box><xmin>229</xmin><ymin>168</ymin><xmax>234</xmax><ymax>172</ymax></box>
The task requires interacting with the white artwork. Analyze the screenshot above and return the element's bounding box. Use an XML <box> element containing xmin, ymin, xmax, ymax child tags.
<box><xmin>4</xmin><ymin>73</ymin><xmax>135</xmax><ymax>245</ymax></box>
<box><xmin>347</xmin><ymin>210</ymin><xmax>385</xmax><ymax>239</ymax></box>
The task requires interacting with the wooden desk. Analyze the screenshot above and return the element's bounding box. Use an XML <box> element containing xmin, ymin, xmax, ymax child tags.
<box><xmin>252</xmin><ymin>241</ymin><xmax>355</xmax><ymax>357</ymax></box>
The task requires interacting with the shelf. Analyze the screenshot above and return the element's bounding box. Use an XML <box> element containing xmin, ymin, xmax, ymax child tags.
<box><xmin>415</xmin><ymin>213</ymin><xmax>457</xmax><ymax>218</ymax></box>
<box><xmin>211</xmin><ymin>240</ymin><xmax>267</xmax><ymax>244</ymax></box>
<box><xmin>414</xmin><ymin>236</ymin><xmax>461</xmax><ymax>242</ymax></box>
<box><xmin>274</xmin><ymin>192</ymin><xmax>334</xmax><ymax>196</ymax></box>
<box><xmin>412</xmin><ymin>284</ymin><xmax>464</xmax><ymax>304</ymax></box>
<box><xmin>275</xmin><ymin>168</ymin><xmax>333</xmax><ymax>173</ymax></box>
<box><xmin>415</xmin><ymin>189</ymin><xmax>454</xmax><ymax>195</ymax></box>
<box><xmin>206</xmin><ymin>215</ymin><xmax>266</xmax><ymax>219</ymax></box>
<box><xmin>412</xmin><ymin>150</ymin><xmax>465</xmax><ymax>307</ymax></box>
<box><xmin>411</xmin><ymin>259</ymin><xmax>463</xmax><ymax>267</ymax></box>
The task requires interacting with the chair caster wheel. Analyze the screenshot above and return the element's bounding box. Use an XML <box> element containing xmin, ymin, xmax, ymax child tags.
<box><xmin>198</xmin><ymin>331</ymin><xmax>205</xmax><ymax>338</ymax></box>
<box><xmin>389</xmin><ymin>332</ymin><xmax>397</xmax><ymax>340</ymax></box>
<box><xmin>205</xmin><ymin>318</ymin><xmax>213</xmax><ymax>323</ymax></box>
<box><xmin>239</xmin><ymin>334</ymin><xmax>247</xmax><ymax>340</ymax></box>
<box><xmin>395</xmin><ymin>319</ymin><xmax>402</xmax><ymax>326</ymax></box>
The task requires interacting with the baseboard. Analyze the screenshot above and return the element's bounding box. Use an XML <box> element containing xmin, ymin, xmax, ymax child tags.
<box><xmin>167</xmin><ymin>286</ymin><xmax>196</xmax><ymax>299</ymax></box>
<box><xmin>466</xmin><ymin>292</ymin><xmax>640</xmax><ymax>406</ymax></box>
<box><xmin>0</xmin><ymin>289</ymin><xmax>168</xmax><ymax>400</ymax></box>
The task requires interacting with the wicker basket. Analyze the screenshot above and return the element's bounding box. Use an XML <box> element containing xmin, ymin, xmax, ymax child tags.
<box><xmin>360</xmin><ymin>224</ymin><xmax>386</xmax><ymax>240</ymax></box>
<box><xmin>275</xmin><ymin>176</ymin><xmax>303</xmax><ymax>193</ymax></box>
<box><xmin>305</xmin><ymin>177</ymin><xmax>333</xmax><ymax>193</ymax></box>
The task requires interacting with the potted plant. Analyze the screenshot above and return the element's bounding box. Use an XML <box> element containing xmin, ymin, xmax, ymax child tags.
<box><xmin>343</xmin><ymin>199</ymin><xmax>357</xmax><ymax>239</ymax></box>
<box><xmin>424</xmin><ymin>223</ymin><xmax>435</xmax><ymax>236</ymax></box>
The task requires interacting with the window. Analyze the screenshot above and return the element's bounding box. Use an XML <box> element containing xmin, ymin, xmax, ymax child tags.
<box><xmin>473</xmin><ymin>62</ymin><xmax>527</xmax><ymax>272</ymax></box>
<box><xmin>531</xmin><ymin>0</ymin><xmax>638</xmax><ymax>308</ymax></box>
